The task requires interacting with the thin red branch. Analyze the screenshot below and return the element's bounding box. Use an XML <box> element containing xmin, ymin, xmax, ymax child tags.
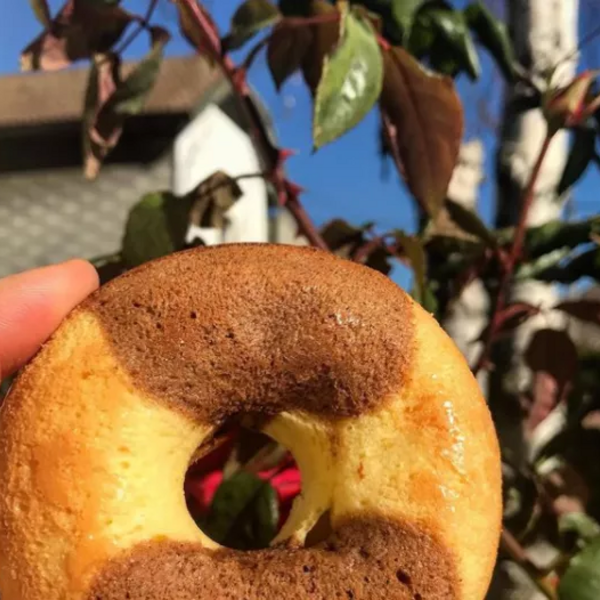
<box><xmin>285</xmin><ymin>195</ymin><xmax>329</xmax><ymax>251</ymax></box>
<box><xmin>473</xmin><ymin>133</ymin><xmax>555</xmax><ymax>375</ymax></box>
<box><xmin>178</xmin><ymin>0</ymin><xmax>329</xmax><ymax>251</ymax></box>
<box><xmin>500</xmin><ymin>530</ymin><xmax>557</xmax><ymax>599</ymax></box>
<box><xmin>114</xmin><ymin>0</ymin><xmax>159</xmax><ymax>56</ymax></box>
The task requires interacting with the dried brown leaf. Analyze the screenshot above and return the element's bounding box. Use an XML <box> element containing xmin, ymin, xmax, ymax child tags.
<box><xmin>189</xmin><ymin>171</ymin><xmax>243</xmax><ymax>229</ymax></box>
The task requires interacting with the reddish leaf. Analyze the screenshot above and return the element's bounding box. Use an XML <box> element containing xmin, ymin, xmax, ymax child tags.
<box><xmin>555</xmin><ymin>299</ymin><xmax>600</xmax><ymax>326</ymax></box>
<box><xmin>21</xmin><ymin>0</ymin><xmax>132</xmax><ymax>72</ymax></box>
<box><xmin>173</xmin><ymin>0</ymin><xmax>221</xmax><ymax>59</ymax></box>
<box><xmin>525</xmin><ymin>329</ymin><xmax>578</xmax><ymax>431</ymax></box>
<box><xmin>301</xmin><ymin>1</ymin><xmax>341</xmax><ymax>94</ymax></box>
<box><xmin>380</xmin><ymin>47</ymin><xmax>463</xmax><ymax>217</ymax></box>
<box><xmin>267</xmin><ymin>22</ymin><xmax>313</xmax><ymax>90</ymax></box>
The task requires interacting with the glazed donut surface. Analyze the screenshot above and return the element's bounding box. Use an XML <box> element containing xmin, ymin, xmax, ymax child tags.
<box><xmin>0</xmin><ymin>244</ymin><xmax>501</xmax><ymax>600</ymax></box>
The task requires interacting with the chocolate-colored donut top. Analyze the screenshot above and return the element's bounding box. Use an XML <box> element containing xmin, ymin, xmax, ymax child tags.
<box><xmin>89</xmin><ymin>516</ymin><xmax>459</xmax><ymax>600</ymax></box>
<box><xmin>87</xmin><ymin>244</ymin><xmax>416</xmax><ymax>424</ymax></box>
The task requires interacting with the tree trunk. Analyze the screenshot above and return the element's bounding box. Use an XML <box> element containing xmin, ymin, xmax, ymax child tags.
<box><xmin>492</xmin><ymin>0</ymin><xmax>578</xmax><ymax>464</ymax></box>
<box><xmin>442</xmin><ymin>139</ymin><xmax>489</xmax><ymax>389</ymax></box>
<box><xmin>488</xmin><ymin>0</ymin><xmax>579</xmax><ymax>597</ymax></box>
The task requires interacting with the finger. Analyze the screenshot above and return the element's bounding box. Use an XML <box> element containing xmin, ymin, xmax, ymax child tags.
<box><xmin>0</xmin><ymin>260</ymin><xmax>99</xmax><ymax>379</ymax></box>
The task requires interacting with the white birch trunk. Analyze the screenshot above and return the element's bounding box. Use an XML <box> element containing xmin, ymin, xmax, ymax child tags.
<box><xmin>494</xmin><ymin>0</ymin><xmax>578</xmax><ymax>459</ymax></box>
<box><xmin>488</xmin><ymin>1</ymin><xmax>579</xmax><ymax>598</ymax></box>
<box><xmin>442</xmin><ymin>139</ymin><xmax>489</xmax><ymax>389</ymax></box>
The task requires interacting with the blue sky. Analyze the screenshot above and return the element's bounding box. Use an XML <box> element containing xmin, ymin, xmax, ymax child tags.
<box><xmin>1</xmin><ymin>0</ymin><xmax>599</xmax><ymax>289</ymax></box>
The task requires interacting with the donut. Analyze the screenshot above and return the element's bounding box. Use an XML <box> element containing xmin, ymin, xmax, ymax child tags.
<box><xmin>0</xmin><ymin>244</ymin><xmax>501</xmax><ymax>600</ymax></box>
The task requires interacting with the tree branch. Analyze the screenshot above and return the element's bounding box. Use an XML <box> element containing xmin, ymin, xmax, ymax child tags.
<box><xmin>500</xmin><ymin>529</ymin><xmax>557</xmax><ymax>599</ymax></box>
<box><xmin>473</xmin><ymin>132</ymin><xmax>555</xmax><ymax>375</ymax></box>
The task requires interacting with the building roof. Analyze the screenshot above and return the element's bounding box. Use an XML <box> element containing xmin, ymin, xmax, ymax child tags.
<box><xmin>0</xmin><ymin>55</ymin><xmax>222</xmax><ymax>130</ymax></box>
<box><xmin>0</xmin><ymin>55</ymin><xmax>228</xmax><ymax>172</ymax></box>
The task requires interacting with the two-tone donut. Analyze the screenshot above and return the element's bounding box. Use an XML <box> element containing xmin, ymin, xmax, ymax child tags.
<box><xmin>0</xmin><ymin>244</ymin><xmax>501</xmax><ymax>599</ymax></box>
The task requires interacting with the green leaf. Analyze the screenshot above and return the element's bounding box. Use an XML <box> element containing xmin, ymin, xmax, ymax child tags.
<box><xmin>515</xmin><ymin>248</ymin><xmax>572</xmax><ymax>281</ymax></box>
<box><xmin>267</xmin><ymin>22</ymin><xmax>313</xmax><ymax>90</ymax></box>
<box><xmin>391</xmin><ymin>0</ymin><xmax>423</xmax><ymax>42</ymax></box>
<box><xmin>559</xmin><ymin>538</ymin><xmax>600</xmax><ymax>600</ymax></box>
<box><xmin>313</xmin><ymin>8</ymin><xmax>383</xmax><ymax>149</ymax></box>
<box><xmin>380</xmin><ymin>47</ymin><xmax>463</xmax><ymax>217</ymax></box>
<box><xmin>395</xmin><ymin>231</ymin><xmax>437</xmax><ymax>312</ymax></box>
<box><xmin>464</xmin><ymin>1</ymin><xmax>517</xmax><ymax>81</ymax></box>
<box><xmin>122</xmin><ymin>191</ymin><xmax>192</xmax><ymax>268</ymax></box>
<box><xmin>523</xmin><ymin>217</ymin><xmax>600</xmax><ymax>258</ymax></box>
<box><xmin>427</xmin><ymin>8</ymin><xmax>480</xmax><ymax>80</ymax></box>
<box><xmin>558</xmin><ymin>129</ymin><xmax>596</xmax><ymax>195</ymax></box>
<box><xmin>109</xmin><ymin>27</ymin><xmax>170</xmax><ymax>116</ymax></box>
<box><xmin>202</xmin><ymin>471</ymin><xmax>279</xmax><ymax>550</ymax></box>
<box><xmin>526</xmin><ymin>248</ymin><xmax>600</xmax><ymax>284</ymax></box>
<box><xmin>225</xmin><ymin>0</ymin><xmax>281</xmax><ymax>50</ymax></box>
<box><xmin>445</xmin><ymin>199</ymin><xmax>496</xmax><ymax>247</ymax></box>
<box><xmin>407</xmin><ymin>8</ymin><xmax>436</xmax><ymax>56</ymax></box>
<box><xmin>28</xmin><ymin>0</ymin><xmax>51</xmax><ymax>27</ymax></box>
<box><xmin>559</xmin><ymin>513</ymin><xmax>600</xmax><ymax>545</ymax></box>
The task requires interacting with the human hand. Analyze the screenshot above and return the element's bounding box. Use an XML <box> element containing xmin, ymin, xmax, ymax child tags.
<box><xmin>0</xmin><ymin>261</ymin><xmax>99</xmax><ymax>380</ymax></box>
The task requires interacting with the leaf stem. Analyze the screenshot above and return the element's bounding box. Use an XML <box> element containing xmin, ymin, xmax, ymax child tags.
<box><xmin>473</xmin><ymin>132</ymin><xmax>554</xmax><ymax>375</ymax></box>
<box><xmin>113</xmin><ymin>0</ymin><xmax>158</xmax><ymax>56</ymax></box>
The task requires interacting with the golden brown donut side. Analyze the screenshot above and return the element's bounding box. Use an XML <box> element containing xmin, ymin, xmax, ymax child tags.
<box><xmin>84</xmin><ymin>244</ymin><xmax>416</xmax><ymax>423</ymax></box>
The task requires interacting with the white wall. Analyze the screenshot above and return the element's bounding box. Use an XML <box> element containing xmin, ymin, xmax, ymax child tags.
<box><xmin>172</xmin><ymin>103</ymin><xmax>269</xmax><ymax>246</ymax></box>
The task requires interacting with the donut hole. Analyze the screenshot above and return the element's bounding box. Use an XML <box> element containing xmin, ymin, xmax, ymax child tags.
<box><xmin>184</xmin><ymin>419</ymin><xmax>301</xmax><ymax>550</ymax></box>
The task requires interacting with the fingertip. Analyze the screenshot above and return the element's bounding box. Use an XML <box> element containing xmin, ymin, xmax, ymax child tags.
<box><xmin>0</xmin><ymin>259</ymin><xmax>101</xmax><ymax>378</ymax></box>
<box><xmin>60</xmin><ymin>259</ymin><xmax>100</xmax><ymax>295</ymax></box>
